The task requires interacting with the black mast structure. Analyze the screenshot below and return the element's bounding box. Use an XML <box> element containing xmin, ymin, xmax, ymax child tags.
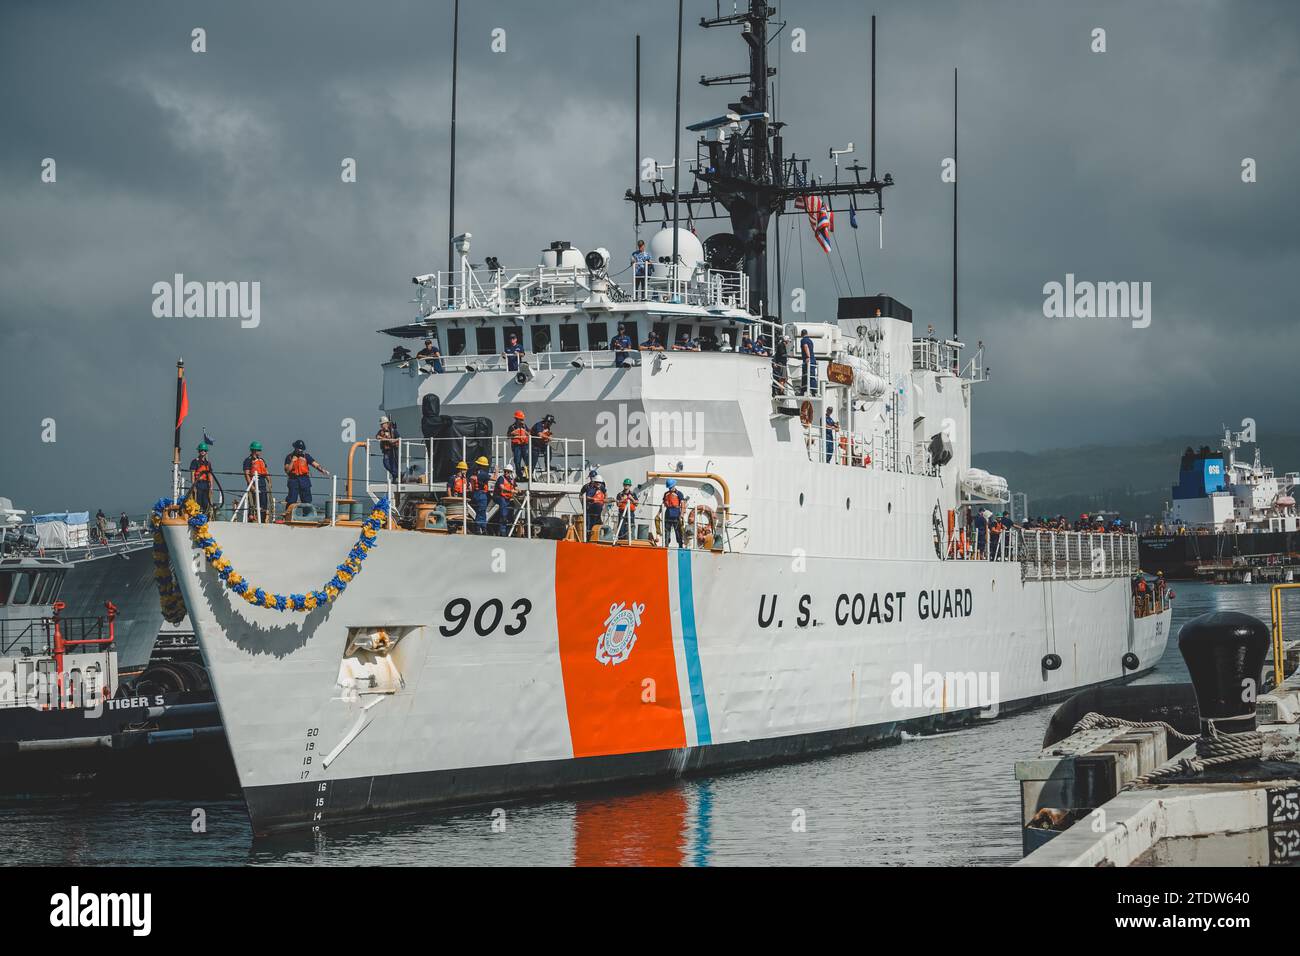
<box><xmin>627</xmin><ymin>1</ymin><xmax>893</xmax><ymax>317</ymax></box>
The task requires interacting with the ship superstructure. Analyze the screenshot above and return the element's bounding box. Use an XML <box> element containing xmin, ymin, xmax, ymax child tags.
<box><xmin>156</xmin><ymin>4</ymin><xmax>1170</xmax><ymax>834</ymax></box>
<box><xmin>1163</xmin><ymin>429</ymin><xmax>1298</xmax><ymax>534</ymax></box>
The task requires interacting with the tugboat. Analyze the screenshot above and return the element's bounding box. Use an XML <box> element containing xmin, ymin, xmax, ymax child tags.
<box><xmin>1139</xmin><ymin>429</ymin><xmax>1299</xmax><ymax>580</ymax></box>
<box><xmin>155</xmin><ymin>4</ymin><xmax>1172</xmax><ymax>835</ymax></box>
<box><xmin>0</xmin><ymin>565</ymin><xmax>233</xmax><ymax>796</ymax></box>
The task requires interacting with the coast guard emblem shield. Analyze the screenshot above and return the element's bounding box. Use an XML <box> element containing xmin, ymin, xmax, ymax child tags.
<box><xmin>596</xmin><ymin>601</ymin><xmax>644</xmax><ymax>665</ymax></box>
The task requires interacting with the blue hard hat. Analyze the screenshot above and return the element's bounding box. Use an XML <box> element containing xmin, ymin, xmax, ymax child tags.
<box><xmin>666</xmin><ymin>479</ymin><xmax>677</xmax><ymax>489</ymax></box>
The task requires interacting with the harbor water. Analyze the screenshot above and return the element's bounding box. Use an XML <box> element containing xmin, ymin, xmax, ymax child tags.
<box><xmin>0</xmin><ymin>581</ymin><xmax>1277</xmax><ymax>866</ymax></box>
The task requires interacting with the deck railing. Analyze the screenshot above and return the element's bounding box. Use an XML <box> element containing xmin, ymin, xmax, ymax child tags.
<box><xmin>1018</xmin><ymin>529</ymin><xmax>1138</xmax><ymax>581</ymax></box>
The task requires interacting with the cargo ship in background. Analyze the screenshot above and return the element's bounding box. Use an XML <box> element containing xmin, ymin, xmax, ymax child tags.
<box><xmin>1139</xmin><ymin>428</ymin><xmax>1299</xmax><ymax>581</ymax></box>
<box><xmin>157</xmin><ymin>3</ymin><xmax>1172</xmax><ymax>835</ymax></box>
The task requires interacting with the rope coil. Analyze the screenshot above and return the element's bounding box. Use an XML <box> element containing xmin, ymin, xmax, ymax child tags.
<box><xmin>1070</xmin><ymin>711</ymin><xmax>1265</xmax><ymax>788</ymax></box>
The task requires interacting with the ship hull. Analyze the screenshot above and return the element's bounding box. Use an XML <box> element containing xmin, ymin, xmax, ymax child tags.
<box><xmin>1139</xmin><ymin>530</ymin><xmax>1299</xmax><ymax>579</ymax></box>
<box><xmin>162</xmin><ymin>523</ymin><xmax>1171</xmax><ymax>836</ymax></box>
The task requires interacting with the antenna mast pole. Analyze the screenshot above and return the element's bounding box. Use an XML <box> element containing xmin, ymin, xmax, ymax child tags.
<box><xmin>952</xmin><ymin>67</ymin><xmax>958</xmax><ymax>340</ymax></box>
<box><xmin>635</xmin><ymin>34</ymin><xmax>642</xmax><ymax>240</ymax></box>
<box><xmin>671</xmin><ymin>0</ymin><xmax>684</xmax><ymax>275</ymax></box>
<box><xmin>447</xmin><ymin>0</ymin><xmax>460</xmax><ymax>278</ymax></box>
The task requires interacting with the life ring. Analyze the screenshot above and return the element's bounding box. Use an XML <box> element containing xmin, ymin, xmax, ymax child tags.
<box><xmin>799</xmin><ymin>400</ymin><xmax>814</xmax><ymax>426</ymax></box>
<box><xmin>687</xmin><ymin>505</ymin><xmax>716</xmax><ymax>546</ymax></box>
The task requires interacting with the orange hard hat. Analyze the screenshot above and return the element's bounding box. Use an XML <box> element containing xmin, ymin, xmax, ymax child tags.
<box><xmin>514</xmin><ymin>410</ymin><xmax>525</xmax><ymax>420</ymax></box>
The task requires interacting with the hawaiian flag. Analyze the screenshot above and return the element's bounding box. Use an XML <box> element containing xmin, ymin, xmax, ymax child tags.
<box><xmin>794</xmin><ymin>177</ymin><xmax>834</xmax><ymax>254</ymax></box>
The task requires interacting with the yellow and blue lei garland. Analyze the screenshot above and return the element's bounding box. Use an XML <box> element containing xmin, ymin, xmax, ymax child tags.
<box><xmin>150</xmin><ymin>495</ymin><xmax>389</xmax><ymax>615</ymax></box>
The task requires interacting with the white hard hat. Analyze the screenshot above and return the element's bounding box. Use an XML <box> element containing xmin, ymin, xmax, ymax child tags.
<box><xmin>504</xmin><ymin>464</ymin><xmax>515</xmax><ymax>472</ymax></box>
<box><xmin>380</xmin><ymin>415</ymin><xmax>390</xmax><ymax>423</ymax></box>
<box><xmin>593</xmin><ymin>474</ymin><xmax>604</xmax><ymax>484</ymax></box>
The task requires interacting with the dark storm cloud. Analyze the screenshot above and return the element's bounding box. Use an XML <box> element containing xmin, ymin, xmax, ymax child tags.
<box><xmin>0</xmin><ymin>0</ymin><xmax>1297</xmax><ymax>513</ymax></box>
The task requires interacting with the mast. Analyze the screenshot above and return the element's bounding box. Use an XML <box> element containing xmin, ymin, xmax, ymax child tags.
<box><xmin>634</xmin><ymin>34</ymin><xmax>641</xmax><ymax>241</ymax></box>
<box><xmin>672</xmin><ymin>0</ymin><xmax>684</xmax><ymax>272</ymax></box>
<box><xmin>627</xmin><ymin>1</ymin><xmax>893</xmax><ymax>316</ymax></box>
<box><xmin>952</xmin><ymin>68</ymin><xmax>958</xmax><ymax>340</ymax></box>
<box><xmin>447</xmin><ymin>0</ymin><xmax>460</xmax><ymax>278</ymax></box>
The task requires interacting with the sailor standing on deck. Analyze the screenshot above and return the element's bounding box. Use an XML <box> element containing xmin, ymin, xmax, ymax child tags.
<box><xmin>581</xmin><ymin>472</ymin><xmax>607</xmax><ymax>541</ymax></box>
<box><xmin>507</xmin><ymin>410</ymin><xmax>531</xmax><ymax>477</ymax></box>
<box><xmin>631</xmin><ymin>239</ymin><xmax>652</xmax><ymax>297</ymax></box>
<box><xmin>662</xmin><ymin>479</ymin><xmax>686</xmax><ymax>548</ymax></box>
<box><xmin>189</xmin><ymin>443</ymin><xmax>215</xmax><ymax>515</ymax></box>
<box><xmin>284</xmin><ymin>440</ymin><xmax>330</xmax><ymax>508</ymax></box>
<box><xmin>610</xmin><ymin>323</ymin><xmax>633</xmax><ymax>368</ymax></box>
<box><xmin>243</xmin><ymin>442</ymin><xmax>271</xmax><ymax>522</ymax></box>
<box><xmin>376</xmin><ymin>416</ymin><xmax>400</xmax><ymax>483</ymax></box>
<box><xmin>614</xmin><ymin>478</ymin><xmax>637</xmax><ymax>542</ymax></box>
<box><xmin>494</xmin><ymin>465</ymin><xmax>517</xmax><ymax>536</ymax></box>
<box><xmin>468</xmin><ymin>456</ymin><xmax>492</xmax><ymax>534</ymax></box>
<box><xmin>824</xmin><ymin>408</ymin><xmax>838</xmax><ymax>463</ymax></box>
<box><xmin>502</xmin><ymin>332</ymin><xmax>525</xmax><ymax>372</ymax></box>
<box><xmin>799</xmin><ymin>329</ymin><xmax>817</xmax><ymax>395</ymax></box>
<box><xmin>530</xmin><ymin>414</ymin><xmax>556</xmax><ymax>476</ymax></box>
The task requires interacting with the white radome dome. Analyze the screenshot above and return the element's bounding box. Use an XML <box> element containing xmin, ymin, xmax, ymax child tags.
<box><xmin>648</xmin><ymin>227</ymin><xmax>704</xmax><ymax>276</ymax></box>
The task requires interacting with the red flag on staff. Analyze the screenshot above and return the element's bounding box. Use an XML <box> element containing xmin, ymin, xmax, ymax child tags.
<box><xmin>176</xmin><ymin>377</ymin><xmax>189</xmax><ymax>430</ymax></box>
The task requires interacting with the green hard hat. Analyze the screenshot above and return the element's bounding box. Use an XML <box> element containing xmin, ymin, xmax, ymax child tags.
<box><xmin>249</xmin><ymin>440</ymin><xmax>262</xmax><ymax>451</ymax></box>
<box><xmin>623</xmin><ymin>478</ymin><xmax>632</xmax><ymax>486</ymax></box>
<box><xmin>196</xmin><ymin>442</ymin><xmax>209</xmax><ymax>452</ymax></box>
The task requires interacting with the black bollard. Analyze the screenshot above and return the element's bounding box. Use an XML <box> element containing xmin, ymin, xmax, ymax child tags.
<box><xmin>1178</xmin><ymin>610</ymin><xmax>1270</xmax><ymax>734</ymax></box>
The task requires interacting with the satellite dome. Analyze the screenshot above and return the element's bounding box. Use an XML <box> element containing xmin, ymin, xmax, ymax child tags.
<box><xmin>648</xmin><ymin>227</ymin><xmax>705</xmax><ymax>277</ymax></box>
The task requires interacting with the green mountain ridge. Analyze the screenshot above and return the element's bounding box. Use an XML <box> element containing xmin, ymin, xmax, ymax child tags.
<box><xmin>972</xmin><ymin>434</ymin><xmax>1300</xmax><ymax>522</ymax></box>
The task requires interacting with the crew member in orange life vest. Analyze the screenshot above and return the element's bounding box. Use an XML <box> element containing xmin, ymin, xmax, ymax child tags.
<box><xmin>189</xmin><ymin>442</ymin><xmax>215</xmax><ymax>514</ymax></box>
<box><xmin>447</xmin><ymin>461</ymin><xmax>468</xmax><ymax>497</ymax></box>
<box><xmin>243</xmin><ymin>441</ymin><xmax>271</xmax><ymax>522</ymax></box>
<box><xmin>581</xmin><ymin>470</ymin><xmax>607</xmax><ymax>539</ymax></box>
<box><xmin>284</xmin><ymin>439</ymin><xmax>330</xmax><ymax>506</ymax></box>
<box><xmin>614</xmin><ymin>478</ymin><xmax>637</xmax><ymax>541</ymax></box>
<box><xmin>494</xmin><ymin>464</ymin><xmax>517</xmax><ymax>536</ymax></box>
<box><xmin>662</xmin><ymin>478</ymin><xmax>686</xmax><ymax>547</ymax></box>
<box><xmin>507</xmin><ymin>410</ymin><xmax>530</xmax><ymax>476</ymax></box>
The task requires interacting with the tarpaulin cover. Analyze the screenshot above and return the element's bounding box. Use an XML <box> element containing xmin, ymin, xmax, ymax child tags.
<box><xmin>32</xmin><ymin>513</ymin><xmax>90</xmax><ymax>549</ymax></box>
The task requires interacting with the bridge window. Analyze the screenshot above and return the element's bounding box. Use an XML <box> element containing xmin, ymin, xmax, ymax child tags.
<box><xmin>475</xmin><ymin>327</ymin><xmax>497</xmax><ymax>356</ymax></box>
<box><xmin>446</xmin><ymin>328</ymin><xmax>467</xmax><ymax>356</ymax></box>
<box><xmin>530</xmin><ymin>325</ymin><xmax>552</xmax><ymax>352</ymax></box>
<box><xmin>558</xmin><ymin>324</ymin><xmax>580</xmax><ymax>352</ymax></box>
<box><xmin>11</xmin><ymin>572</ymin><xmax>33</xmax><ymax>604</ymax></box>
<box><xmin>618</xmin><ymin>319</ymin><xmax>638</xmax><ymax>344</ymax></box>
<box><xmin>586</xmin><ymin>322</ymin><xmax>608</xmax><ymax>350</ymax></box>
<box><xmin>504</xmin><ymin>324</ymin><xmax>524</xmax><ymax>349</ymax></box>
<box><xmin>698</xmin><ymin>326</ymin><xmax>719</xmax><ymax>351</ymax></box>
<box><xmin>0</xmin><ymin>571</ymin><xmax>11</xmax><ymax>605</ymax></box>
<box><xmin>652</xmin><ymin>321</ymin><xmax>670</xmax><ymax>345</ymax></box>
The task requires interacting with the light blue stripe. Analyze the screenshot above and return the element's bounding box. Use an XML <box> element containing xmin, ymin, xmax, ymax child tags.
<box><xmin>676</xmin><ymin>549</ymin><xmax>712</xmax><ymax>745</ymax></box>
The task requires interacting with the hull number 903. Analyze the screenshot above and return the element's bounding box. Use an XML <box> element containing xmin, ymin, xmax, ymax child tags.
<box><xmin>439</xmin><ymin>597</ymin><xmax>532</xmax><ymax>638</ymax></box>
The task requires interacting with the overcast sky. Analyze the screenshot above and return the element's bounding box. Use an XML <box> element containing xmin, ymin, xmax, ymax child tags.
<box><xmin>1</xmin><ymin>0</ymin><xmax>1297</xmax><ymax>513</ymax></box>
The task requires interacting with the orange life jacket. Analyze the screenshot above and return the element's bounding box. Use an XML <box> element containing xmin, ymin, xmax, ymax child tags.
<box><xmin>287</xmin><ymin>455</ymin><xmax>310</xmax><ymax>477</ymax></box>
<box><xmin>590</xmin><ymin>488</ymin><xmax>606</xmax><ymax>506</ymax></box>
<box><xmin>509</xmin><ymin>425</ymin><xmax>530</xmax><ymax>446</ymax></box>
<box><xmin>617</xmin><ymin>491</ymin><xmax>636</xmax><ymax>512</ymax></box>
<box><xmin>193</xmin><ymin>460</ymin><xmax>213</xmax><ymax>483</ymax></box>
<box><xmin>497</xmin><ymin>477</ymin><xmax>516</xmax><ymax>500</ymax></box>
<box><xmin>449</xmin><ymin>474</ymin><xmax>466</xmax><ymax>495</ymax></box>
<box><xmin>533</xmin><ymin>427</ymin><xmax>551</xmax><ymax>445</ymax></box>
<box><xmin>664</xmin><ymin>490</ymin><xmax>682</xmax><ymax>509</ymax></box>
<box><xmin>248</xmin><ymin>457</ymin><xmax>268</xmax><ymax>477</ymax></box>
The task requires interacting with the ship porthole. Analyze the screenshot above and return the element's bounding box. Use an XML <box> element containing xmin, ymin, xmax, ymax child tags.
<box><xmin>799</xmin><ymin>492</ymin><xmax>805</xmax><ymax>507</ymax></box>
<box><xmin>846</xmin><ymin>498</ymin><xmax>851</xmax><ymax>510</ymax></box>
<box><xmin>887</xmin><ymin>501</ymin><xmax>892</xmax><ymax>514</ymax></box>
